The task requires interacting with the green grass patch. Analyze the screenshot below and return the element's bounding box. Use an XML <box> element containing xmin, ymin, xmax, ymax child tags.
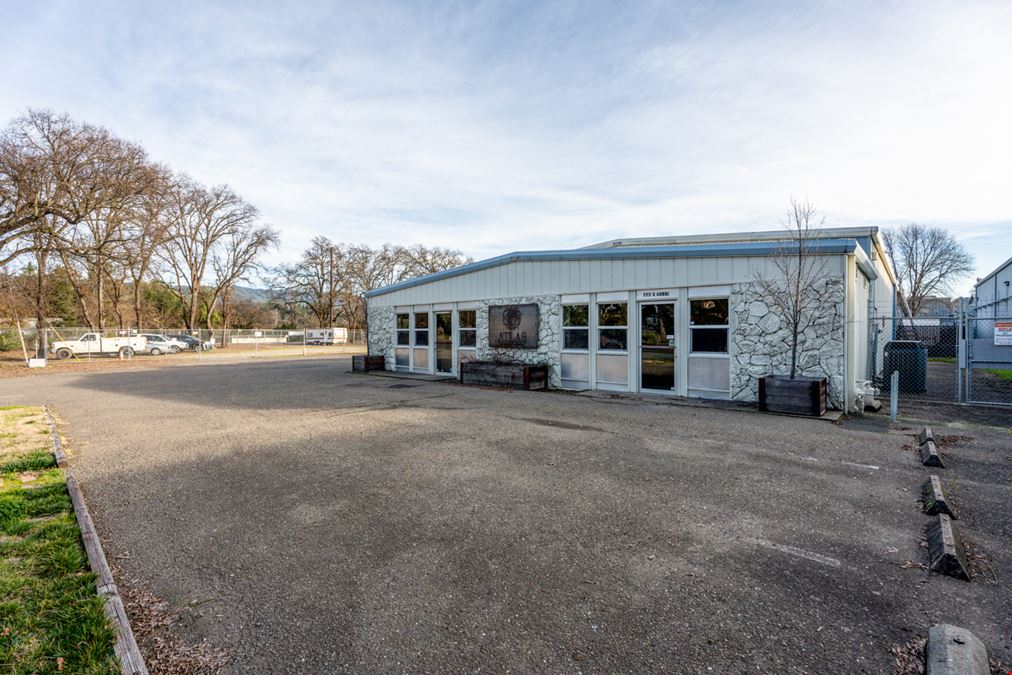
<box><xmin>985</xmin><ymin>368</ymin><xmax>1012</xmax><ymax>381</ymax></box>
<box><xmin>0</xmin><ymin>410</ymin><xmax>117</xmax><ymax>673</ymax></box>
<box><xmin>928</xmin><ymin>356</ymin><xmax>957</xmax><ymax>364</ymax></box>
<box><xmin>0</xmin><ymin>451</ymin><xmax>56</xmax><ymax>475</ymax></box>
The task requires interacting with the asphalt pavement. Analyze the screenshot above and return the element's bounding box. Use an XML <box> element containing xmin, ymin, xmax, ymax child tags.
<box><xmin>2</xmin><ymin>357</ymin><xmax>1009</xmax><ymax>672</ymax></box>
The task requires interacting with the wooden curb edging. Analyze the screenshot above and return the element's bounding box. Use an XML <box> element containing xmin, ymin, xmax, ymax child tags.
<box><xmin>44</xmin><ymin>407</ymin><xmax>148</xmax><ymax>675</ymax></box>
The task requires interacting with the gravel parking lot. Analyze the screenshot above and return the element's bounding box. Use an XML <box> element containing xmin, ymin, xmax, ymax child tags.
<box><xmin>2</xmin><ymin>357</ymin><xmax>1009</xmax><ymax>672</ymax></box>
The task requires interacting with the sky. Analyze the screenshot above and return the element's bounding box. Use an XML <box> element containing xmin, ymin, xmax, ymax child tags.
<box><xmin>2</xmin><ymin>0</ymin><xmax>1010</xmax><ymax>294</ymax></box>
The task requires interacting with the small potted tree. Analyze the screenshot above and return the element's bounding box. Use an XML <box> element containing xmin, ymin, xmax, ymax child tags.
<box><xmin>755</xmin><ymin>199</ymin><xmax>829</xmax><ymax>416</ymax></box>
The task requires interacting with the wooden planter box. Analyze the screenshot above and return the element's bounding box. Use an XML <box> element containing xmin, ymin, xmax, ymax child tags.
<box><xmin>353</xmin><ymin>355</ymin><xmax>386</xmax><ymax>373</ymax></box>
<box><xmin>758</xmin><ymin>375</ymin><xmax>828</xmax><ymax>417</ymax></box>
<box><xmin>460</xmin><ymin>361</ymin><xmax>548</xmax><ymax>390</ymax></box>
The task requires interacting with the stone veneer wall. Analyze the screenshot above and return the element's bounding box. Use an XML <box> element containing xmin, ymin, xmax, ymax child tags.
<box><xmin>729</xmin><ymin>276</ymin><xmax>846</xmax><ymax>409</ymax></box>
<box><xmin>365</xmin><ymin>296</ymin><xmax>562</xmax><ymax>386</ymax></box>
<box><xmin>366</xmin><ymin>304</ymin><xmax>396</xmax><ymax>369</ymax></box>
<box><xmin>474</xmin><ymin>295</ymin><xmax>562</xmax><ymax>388</ymax></box>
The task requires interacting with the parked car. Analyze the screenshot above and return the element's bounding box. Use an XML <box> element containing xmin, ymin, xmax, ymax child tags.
<box><xmin>138</xmin><ymin>334</ymin><xmax>187</xmax><ymax>356</ymax></box>
<box><xmin>50</xmin><ymin>333</ymin><xmax>147</xmax><ymax>359</ymax></box>
<box><xmin>168</xmin><ymin>334</ymin><xmax>215</xmax><ymax>351</ymax></box>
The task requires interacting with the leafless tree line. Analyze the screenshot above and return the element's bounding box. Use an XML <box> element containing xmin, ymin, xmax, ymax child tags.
<box><xmin>1</xmin><ymin>109</ymin><xmax>279</xmax><ymax>333</ymax></box>
<box><xmin>2</xmin><ymin>110</ymin><xmax>471</xmax><ymax>341</ymax></box>
<box><xmin>269</xmin><ymin>238</ymin><xmax>471</xmax><ymax>329</ymax></box>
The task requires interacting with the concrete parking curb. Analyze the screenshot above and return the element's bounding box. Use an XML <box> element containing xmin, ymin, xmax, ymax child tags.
<box><xmin>922</xmin><ymin>475</ymin><xmax>957</xmax><ymax>518</ymax></box>
<box><xmin>925</xmin><ymin>513</ymin><xmax>970</xmax><ymax>582</ymax></box>
<box><xmin>926</xmin><ymin>624</ymin><xmax>989</xmax><ymax>675</ymax></box>
<box><xmin>920</xmin><ymin>438</ymin><xmax>945</xmax><ymax>468</ymax></box>
<box><xmin>44</xmin><ymin>407</ymin><xmax>148</xmax><ymax>675</ymax></box>
<box><xmin>922</xmin><ymin>473</ymin><xmax>959</xmax><ymax>522</ymax></box>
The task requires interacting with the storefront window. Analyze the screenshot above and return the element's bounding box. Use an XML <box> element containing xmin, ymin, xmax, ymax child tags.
<box><xmin>414</xmin><ymin>312</ymin><xmax>429</xmax><ymax>346</ymax></box>
<box><xmin>563</xmin><ymin>304</ymin><xmax>589</xmax><ymax>350</ymax></box>
<box><xmin>689</xmin><ymin>299</ymin><xmax>728</xmax><ymax>353</ymax></box>
<box><xmin>598</xmin><ymin>302</ymin><xmax>627</xmax><ymax>351</ymax></box>
<box><xmin>396</xmin><ymin>313</ymin><xmax>410</xmax><ymax>345</ymax></box>
<box><xmin>458</xmin><ymin>310</ymin><xmax>476</xmax><ymax>347</ymax></box>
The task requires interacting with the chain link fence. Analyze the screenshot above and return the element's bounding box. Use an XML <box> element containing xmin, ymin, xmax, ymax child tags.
<box><xmin>965</xmin><ymin>315</ymin><xmax>1012</xmax><ymax>406</ymax></box>
<box><xmin>2</xmin><ymin>325</ymin><xmax>365</xmax><ymax>365</ymax></box>
<box><xmin>869</xmin><ymin>316</ymin><xmax>960</xmax><ymax>403</ymax></box>
<box><xmin>869</xmin><ymin>314</ymin><xmax>1012</xmax><ymax>407</ymax></box>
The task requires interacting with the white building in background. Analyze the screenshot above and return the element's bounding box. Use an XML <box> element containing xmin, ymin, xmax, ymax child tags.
<box><xmin>365</xmin><ymin>227</ymin><xmax>897</xmax><ymax>412</ymax></box>
<box><xmin>972</xmin><ymin>256</ymin><xmax>1012</xmax><ymax>320</ymax></box>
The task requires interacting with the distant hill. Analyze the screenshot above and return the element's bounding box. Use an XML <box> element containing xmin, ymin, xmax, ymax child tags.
<box><xmin>232</xmin><ymin>286</ymin><xmax>272</xmax><ymax>303</ymax></box>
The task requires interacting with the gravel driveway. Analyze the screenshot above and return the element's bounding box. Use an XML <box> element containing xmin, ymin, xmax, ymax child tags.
<box><xmin>2</xmin><ymin>358</ymin><xmax>1009</xmax><ymax>672</ymax></box>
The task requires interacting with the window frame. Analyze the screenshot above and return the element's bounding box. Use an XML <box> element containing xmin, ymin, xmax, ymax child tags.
<box><xmin>688</xmin><ymin>298</ymin><xmax>729</xmax><ymax>356</ymax></box>
<box><xmin>458</xmin><ymin>309</ymin><xmax>477</xmax><ymax>349</ymax></box>
<box><xmin>597</xmin><ymin>301</ymin><xmax>628</xmax><ymax>353</ymax></box>
<box><xmin>413</xmin><ymin>312</ymin><xmax>429</xmax><ymax>347</ymax></box>
<box><xmin>562</xmin><ymin>304</ymin><xmax>590</xmax><ymax>352</ymax></box>
<box><xmin>396</xmin><ymin>313</ymin><xmax>410</xmax><ymax>346</ymax></box>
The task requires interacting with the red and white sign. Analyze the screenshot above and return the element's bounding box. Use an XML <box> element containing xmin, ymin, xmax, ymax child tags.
<box><xmin>995</xmin><ymin>321</ymin><xmax>1012</xmax><ymax>346</ymax></box>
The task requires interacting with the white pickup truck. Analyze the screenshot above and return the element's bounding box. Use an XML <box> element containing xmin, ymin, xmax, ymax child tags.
<box><xmin>51</xmin><ymin>333</ymin><xmax>147</xmax><ymax>360</ymax></box>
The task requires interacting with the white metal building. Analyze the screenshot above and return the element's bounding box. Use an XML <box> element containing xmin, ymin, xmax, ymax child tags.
<box><xmin>365</xmin><ymin>227</ymin><xmax>897</xmax><ymax>412</ymax></box>
<box><xmin>972</xmin><ymin>255</ymin><xmax>1012</xmax><ymax>321</ymax></box>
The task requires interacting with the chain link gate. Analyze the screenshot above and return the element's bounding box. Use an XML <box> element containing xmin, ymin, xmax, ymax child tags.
<box><xmin>965</xmin><ymin>315</ymin><xmax>1012</xmax><ymax>406</ymax></box>
<box><xmin>869</xmin><ymin>315</ymin><xmax>961</xmax><ymax>403</ymax></box>
<box><xmin>869</xmin><ymin>313</ymin><xmax>1012</xmax><ymax>408</ymax></box>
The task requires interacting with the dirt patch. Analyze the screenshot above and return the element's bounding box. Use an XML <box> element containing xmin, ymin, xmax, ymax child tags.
<box><xmin>118</xmin><ymin>575</ymin><xmax>229</xmax><ymax>674</ymax></box>
<box><xmin>0</xmin><ymin>407</ymin><xmax>50</xmax><ymax>456</ymax></box>
<box><xmin>889</xmin><ymin>635</ymin><xmax>925</xmax><ymax>675</ymax></box>
<box><xmin>963</xmin><ymin>538</ymin><xmax>998</xmax><ymax>585</ymax></box>
<box><xmin>935</xmin><ymin>434</ymin><xmax>974</xmax><ymax>448</ymax></box>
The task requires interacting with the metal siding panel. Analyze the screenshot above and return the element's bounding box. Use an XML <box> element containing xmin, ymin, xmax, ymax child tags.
<box><xmin>667</xmin><ymin>259</ymin><xmax>679</xmax><ymax>286</ymax></box>
<box><xmin>369</xmin><ymin>249</ymin><xmax>859</xmax><ymax>305</ymax></box>
<box><xmin>688</xmin><ymin>258</ymin><xmax>702</xmax><ymax>284</ymax></box>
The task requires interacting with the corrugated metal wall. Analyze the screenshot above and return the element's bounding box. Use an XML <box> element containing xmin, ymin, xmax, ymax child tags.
<box><xmin>370</xmin><ymin>255</ymin><xmax>849</xmax><ymax>306</ymax></box>
<box><xmin>974</xmin><ymin>258</ymin><xmax>1012</xmax><ymax>319</ymax></box>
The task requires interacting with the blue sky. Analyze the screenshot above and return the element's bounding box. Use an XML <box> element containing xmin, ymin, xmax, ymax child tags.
<box><xmin>3</xmin><ymin>0</ymin><xmax>1010</xmax><ymax>293</ymax></box>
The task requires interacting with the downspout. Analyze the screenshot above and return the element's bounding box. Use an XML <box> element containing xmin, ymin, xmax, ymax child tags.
<box><xmin>843</xmin><ymin>255</ymin><xmax>854</xmax><ymax>413</ymax></box>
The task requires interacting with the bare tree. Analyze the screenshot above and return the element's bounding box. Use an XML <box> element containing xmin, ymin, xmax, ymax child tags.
<box><xmin>207</xmin><ymin>223</ymin><xmax>279</xmax><ymax>329</ymax></box>
<box><xmin>0</xmin><ymin>110</ymin><xmax>66</xmax><ymax>267</ymax></box>
<box><xmin>269</xmin><ymin>237</ymin><xmax>342</xmax><ymax>328</ymax></box>
<box><xmin>401</xmin><ymin>244</ymin><xmax>471</xmax><ymax>276</ymax></box>
<box><xmin>157</xmin><ymin>180</ymin><xmax>259</xmax><ymax>329</ymax></box>
<box><xmin>3</xmin><ymin>111</ymin><xmax>281</xmax><ymax>336</ymax></box>
<box><xmin>120</xmin><ymin>165</ymin><xmax>175</xmax><ymax>330</ymax></box>
<box><xmin>755</xmin><ymin>198</ymin><xmax>830</xmax><ymax>378</ymax></box>
<box><xmin>882</xmin><ymin>223</ymin><xmax>974</xmax><ymax>318</ymax></box>
<box><xmin>55</xmin><ymin>139</ymin><xmax>153</xmax><ymax>329</ymax></box>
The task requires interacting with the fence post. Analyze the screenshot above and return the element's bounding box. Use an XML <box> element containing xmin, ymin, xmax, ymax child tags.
<box><xmin>303</xmin><ymin>330</ymin><xmax>307</xmax><ymax>357</ymax></box>
<box><xmin>890</xmin><ymin>370</ymin><xmax>899</xmax><ymax>421</ymax></box>
<box><xmin>957</xmin><ymin>309</ymin><xmax>964</xmax><ymax>402</ymax></box>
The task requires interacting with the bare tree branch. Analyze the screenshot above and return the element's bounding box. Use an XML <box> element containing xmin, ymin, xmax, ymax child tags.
<box><xmin>754</xmin><ymin>198</ymin><xmax>830</xmax><ymax>378</ymax></box>
<box><xmin>882</xmin><ymin>223</ymin><xmax>974</xmax><ymax>317</ymax></box>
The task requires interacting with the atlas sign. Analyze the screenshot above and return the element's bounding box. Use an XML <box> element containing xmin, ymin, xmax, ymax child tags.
<box><xmin>488</xmin><ymin>304</ymin><xmax>539</xmax><ymax>349</ymax></box>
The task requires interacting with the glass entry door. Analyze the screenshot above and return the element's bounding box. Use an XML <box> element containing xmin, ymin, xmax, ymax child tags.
<box><xmin>435</xmin><ymin>312</ymin><xmax>453</xmax><ymax>374</ymax></box>
<box><xmin>640</xmin><ymin>303</ymin><xmax>676</xmax><ymax>391</ymax></box>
